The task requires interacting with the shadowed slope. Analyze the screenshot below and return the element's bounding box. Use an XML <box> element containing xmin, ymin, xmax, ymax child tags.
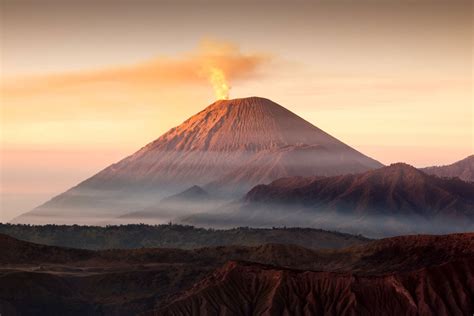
<box><xmin>245</xmin><ymin>163</ymin><xmax>474</xmax><ymax>217</ymax></box>
<box><xmin>150</xmin><ymin>259</ymin><xmax>473</xmax><ymax>316</ymax></box>
<box><xmin>245</xmin><ymin>163</ymin><xmax>474</xmax><ymax>219</ymax></box>
<box><xmin>147</xmin><ymin>234</ymin><xmax>474</xmax><ymax>316</ymax></box>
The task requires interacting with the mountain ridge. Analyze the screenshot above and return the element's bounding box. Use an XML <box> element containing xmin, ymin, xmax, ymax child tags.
<box><xmin>183</xmin><ymin>163</ymin><xmax>474</xmax><ymax>236</ymax></box>
<box><xmin>422</xmin><ymin>155</ymin><xmax>474</xmax><ymax>182</ymax></box>
<box><xmin>244</xmin><ymin>163</ymin><xmax>474</xmax><ymax>218</ymax></box>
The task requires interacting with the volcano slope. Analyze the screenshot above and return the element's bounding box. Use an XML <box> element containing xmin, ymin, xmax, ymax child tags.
<box><xmin>15</xmin><ymin>97</ymin><xmax>381</xmax><ymax>224</ymax></box>
<box><xmin>1</xmin><ymin>233</ymin><xmax>473</xmax><ymax>316</ymax></box>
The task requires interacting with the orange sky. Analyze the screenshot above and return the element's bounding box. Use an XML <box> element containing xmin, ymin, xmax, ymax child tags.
<box><xmin>1</xmin><ymin>0</ymin><xmax>472</xmax><ymax>221</ymax></box>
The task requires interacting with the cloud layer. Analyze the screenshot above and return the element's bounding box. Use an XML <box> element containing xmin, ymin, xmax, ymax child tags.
<box><xmin>2</xmin><ymin>39</ymin><xmax>270</xmax><ymax>98</ymax></box>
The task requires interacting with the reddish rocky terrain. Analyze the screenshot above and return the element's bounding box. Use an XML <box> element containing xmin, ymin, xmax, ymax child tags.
<box><xmin>151</xmin><ymin>259</ymin><xmax>473</xmax><ymax>316</ymax></box>
<box><xmin>1</xmin><ymin>232</ymin><xmax>473</xmax><ymax>315</ymax></box>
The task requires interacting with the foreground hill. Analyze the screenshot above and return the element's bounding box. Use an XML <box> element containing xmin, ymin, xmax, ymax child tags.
<box><xmin>0</xmin><ymin>223</ymin><xmax>368</xmax><ymax>250</ymax></box>
<box><xmin>15</xmin><ymin>97</ymin><xmax>381</xmax><ymax>224</ymax></box>
<box><xmin>0</xmin><ymin>233</ymin><xmax>472</xmax><ymax>315</ymax></box>
<box><xmin>422</xmin><ymin>155</ymin><xmax>474</xmax><ymax>182</ymax></box>
<box><xmin>151</xmin><ymin>259</ymin><xmax>473</xmax><ymax>316</ymax></box>
<box><xmin>184</xmin><ymin>163</ymin><xmax>474</xmax><ymax>237</ymax></box>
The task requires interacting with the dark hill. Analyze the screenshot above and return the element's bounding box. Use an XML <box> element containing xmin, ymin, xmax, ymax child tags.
<box><xmin>1</xmin><ymin>232</ymin><xmax>472</xmax><ymax>316</ymax></box>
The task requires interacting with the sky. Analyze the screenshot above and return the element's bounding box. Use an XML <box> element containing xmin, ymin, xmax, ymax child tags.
<box><xmin>1</xmin><ymin>0</ymin><xmax>473</xmax><ymax>222</ymax></box>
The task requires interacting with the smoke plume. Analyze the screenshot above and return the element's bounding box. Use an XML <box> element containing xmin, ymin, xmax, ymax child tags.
<box><xmin>3</xmin><ymin>39</ymin><xmax>270</xmax><ymax>100</ymax></box>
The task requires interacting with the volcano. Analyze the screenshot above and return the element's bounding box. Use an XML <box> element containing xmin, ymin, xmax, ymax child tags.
<box><xmin>15</xmin><ymin>97</ymin><xmax>382</xmax><ymax>224</ymax></box>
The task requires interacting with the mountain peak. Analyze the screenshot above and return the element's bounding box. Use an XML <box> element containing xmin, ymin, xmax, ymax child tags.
<box><xmin>144</xmin><ymin>96</ymin><xmax>348</xmax><ymax>153</ymax></box>
<box><xmin>354</xmin><ymin>163</ymin><xmax>429</xmax><ymax>189</ymax></box>
<box><xmin>382</xmin><ymin>162</ymin><xmax>424</xmax><ymax>175</ymax></box>
<box><xmin>209</xmin><ymin>96</ymin><xmax>284</xmax><ymax>113</ymax></box>
<box><xmin>162</xmin><ymin>185</ymin><xmax>209</xmax><ymax>203</ymax></box>
<box><xmin>212</xmin><ymin>96</ymin><xmax>275</xmax><ymax>107</ymax></box>
<box><xmin>177</xmin><ymin>184</ymin><xmax>207</xmax><ymax>195</ymax></box>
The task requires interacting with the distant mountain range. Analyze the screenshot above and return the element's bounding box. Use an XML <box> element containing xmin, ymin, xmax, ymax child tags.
<box><xmin>422</xmin><ymin>155</ymin><xmax>474</xmax><ymax>182</ymax></box>
<box><xmin>183</xmin><ymin>163</ymin><xmax>474</xmax><ymax>237</ymax></box>
<box><xmin>15</xmin><ymin>97</ymin><xmax>381</xmax><ymax>224</ymax></box>
<box><xmin>244</xmin><ymin>163</ymin><xmax>474</xmax><ymax>219</ymax></box>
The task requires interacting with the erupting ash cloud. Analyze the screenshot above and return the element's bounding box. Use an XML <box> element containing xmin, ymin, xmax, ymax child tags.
<box><xmin>3</xmin><ymin>39</ymin><xmax>269</xmax><ymax>100</ymax></box>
